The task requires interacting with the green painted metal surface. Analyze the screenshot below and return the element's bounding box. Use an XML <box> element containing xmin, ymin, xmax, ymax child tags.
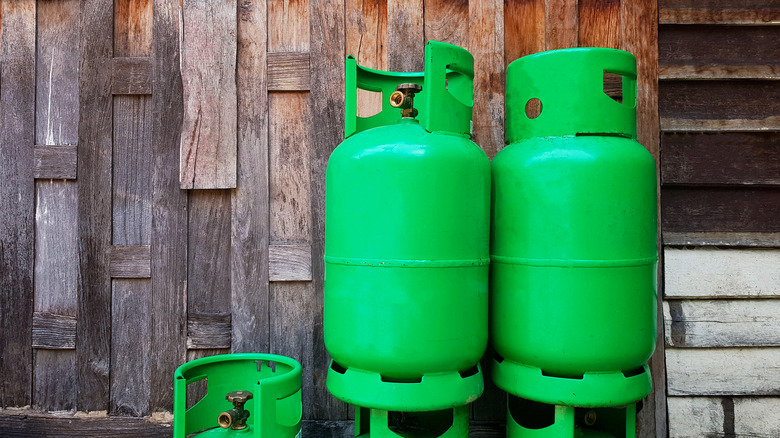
<box><xmin>325</xmin><ymin>41</ymin><xmax>489</xmax><ymax>414</ymax></box>
<box><xmin>173</xmin><ymin>353</ymin><xmax>302</xmax><ymax>437</ymax></box>
<box><xmin>506</xmin><ymin>396</ymin><xmax>636</xmax><ymax>438</ymax></box>
<box><xmin>491</xmin><ymin>48</ymin><xmax>658</xmax><ymax>408</ymax></box>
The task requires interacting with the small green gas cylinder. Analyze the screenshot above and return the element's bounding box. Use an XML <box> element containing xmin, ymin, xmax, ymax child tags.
<box><xmin>490</xmin><ymin>47</ymin><xmax>658</xmax><ymax>416</ymax></box>
<box><xmin>324</xmin><ymin>41</ymin><xmax>489</xmax><ymax>433</ymax></box>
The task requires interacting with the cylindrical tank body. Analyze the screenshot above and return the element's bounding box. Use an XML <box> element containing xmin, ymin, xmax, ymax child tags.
<box><xmin>490</xmin><ymin>48</ymin><xmax>657</xmax><ymax>407</ymax></box>
<box><xmin>325</xmin><ymin>41</ymin><xmax>489</xmax><ymax>411</ymax></box>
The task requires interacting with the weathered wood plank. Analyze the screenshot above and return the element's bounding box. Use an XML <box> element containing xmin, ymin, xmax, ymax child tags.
<box><xmin>310</xmin><ymin>0</ymin><xmax>350</xmax><ymax>421</ymax></box>
<box><xmin>187</xmin><ymin>313</ymin><xmax>232</xmax><ymax>349</ymax></box>
<box><xmin>666</xmin><ymin>348</ymin><xmax>780</xmax><ymax>396</ymax></box>
<box><xmin>388</xmin><ymin>0</ymin><xmax>424</xmax><ymax>71</ymax></box>
<box><xmin>267</xmin><ymin>52</ymin><xmax>310</xmax><ymax>91</ymax></box>
<box><xmin>504</xmin><ymin>0</ymin><xmax>545</xmax><ymax>65</ymax></box>
<box><xmin>0</xmin><ymin>0</ymin><xmax>36</xmax><ymax>408</ymax></box>
<box><xmin>110</xmin><ymin>4</ymin><xmax>154</xmax><ymax>415</ymax></box>
<box><xmin>664</xmin><ymin>248</ymin><xmax>780</xmax><ymax>299</ymax></box>
<box><xmin>659</xmin><ymin>25</ymin><xmax>780</xmax><ymax>69</ymax></box>
<box><xmin>658</xmin><ymin>0</ymin><xmax>780</xmax><ymax>25</ymax></box>
<box><xmin>469</xmin><ymin>0</ymin><xmax>505</xmax><ymax>420</ymax></box>
<box><xmin>668</xmin><ymin>396</ymin><xmax>780</xmax><ymax>438</ymax></box>
<box><xmin>0</xmin><ymin>410</ymin><xmax>173</xmax><ymax>437</ymax></box>
<box><xmin>664</xmin><ymin>300</ymin><xmax>780</xmax><ymax>347</ymax></box>
<box><xmin>664</xmin><ymin>232</ymin><xmax>780</xmax><ymax>247</ymax></box>
<box><xmin>659</xmin><ymin>65</ymin><xmax>780</xmax><ymax>80</ymax></box>
<box><xmin>231</xmin><ymin>0</ymin><xmax>271</xmax><ymax>354</ymax></box>
<box><xmin>109</xmin><ymin>246</ymin><xmax>152</xmax><ymax>278</ymax></box>
<box><xmin>345</xmin><ymin>0</ymin><xmax>387</xmax><ymax>126</ymax></box>
<box><xmin>469</xmin><ymin>0</ymin><xmax>504</xmax><ymax>160</ymax></box>
<box><xmin>544</xmin><ymin>0</ymin><xmax>578</xmax><ymax>50</ymax></box>
<box><xmin>579</xmin><ymin>0</ymin><xmax>620</xmax><ymax>49</ymax></box>
<box><xmin>32</xmin><ymin>0</ymin><xmax>80</xmax><ymax>412</ymax></box>
<box><xmin>269</xmin><ymin>244</ymin><xmax>312</xmax><ymax>282</ymax></box>
<box><xmin>661</xmin><ymin>117</ymin><xmax>780</xmax><ymax>132</ymax></box>
<box><xmin>149</xmin><ymin>0</ymin><xmax>188</xmax><ymax>412</ymax></box>
<box><xmin>31</xmin><ymin>312</ymin><xmax>77</xmax><ymax>350</ymax></box>
<box><xmin>660</xmin><ymin>81</ymin><xmax>780</xmax><ymax>124</ymax></box>
<box><xmin>661</xmin><ymin>132</ymin><xmax>780</xmax><ymax>186</ymax></box>
<box><xmin>33</xmin><ymin>145</ymin><xmax>78</xmax><ymax>180</ymax></box>
<box><xmin>425</xmin><ymin>0</ymin><xmax>469</xmax><ymax>48</ymax></box>
<box><xmin>76</xmin><ymin>0</ymin><xmax>113</xmax><ymax>412</ymax></box>
<box><xmin>179</xmin><ymin>0</ymin><xmax>237</xmax><ymax>189</ymax></box>
<box><xmin>662</xmin><ymin>187</ymin><xmax>780</xmax><ymax>233</ymax></box>
<box><xmin>110</xmin><ymin>280</ymin><xmax>151</xmax><ymax>416</ymax></box>
<box><xmin>111</xmin><ymin>57</ymin><xmax>153</xmax><ymax>95</ymax></box>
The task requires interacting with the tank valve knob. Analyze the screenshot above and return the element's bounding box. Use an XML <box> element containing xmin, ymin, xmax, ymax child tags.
<box><xmin>218</xmin><ymin>390</ymin><xmax>253</xmax><ymax>430</ymax></box>
<box><xmin>389</xmin><ymin>83</ymin><xmax>422</xmax><ymax>119</ymax></box>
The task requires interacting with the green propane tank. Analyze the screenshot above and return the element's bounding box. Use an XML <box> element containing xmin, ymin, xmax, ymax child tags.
<box><xmin>324</xmin><ymin>41</ymin><xmax>489</xmax><ymax>435</ymax></box>
<box><xmin>490</xmin><ymin>48</ymin><xmax>658</xmax><ymax>416</ymax></box>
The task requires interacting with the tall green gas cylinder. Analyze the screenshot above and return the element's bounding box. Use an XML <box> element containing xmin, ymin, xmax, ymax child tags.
<box><xmin>490</xmin><ymin>47</ymin><xmax>657</xmax><ymax>420</ymax></box>
<box><xmin>324</xmin><ymin>41</ymin><xmax>489</xmax><ymax>435</ymax></box>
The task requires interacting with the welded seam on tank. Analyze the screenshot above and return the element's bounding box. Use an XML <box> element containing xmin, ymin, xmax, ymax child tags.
<box><xmin>324</xmin><ymin>256</ymin><xmax>490</xmax><ymax>268</ymax></box>
<box><xmin>489</xmin><ymin>255</ymin><xmax>657</xmax><ymax>268</ymax></box>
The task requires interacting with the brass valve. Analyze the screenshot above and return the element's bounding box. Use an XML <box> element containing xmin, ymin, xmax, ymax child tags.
<box><xmin>389</xmin><ymin>83</ymin><xmax>422</xmax><ymax>119</ymax></box>
<box><xmin>218</xmin><ymin>390</ymin><xmax>253</xmax><ymax>430</ymax></box>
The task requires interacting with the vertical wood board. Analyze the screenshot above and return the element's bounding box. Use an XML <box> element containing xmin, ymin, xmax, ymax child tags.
<box><xmin>469</xmin><ymin>0</ymin><xmax>504</xmax><ymax>159</ymax></box>
<box><xmin>388</xmin><ymin>0</ymin><xmax>425</xmax><ymax>71</ymax></box>
<box><xmin>179</xmin><ymin>0</ymin><xmax>237</xmax><ymax>189</ymax></box>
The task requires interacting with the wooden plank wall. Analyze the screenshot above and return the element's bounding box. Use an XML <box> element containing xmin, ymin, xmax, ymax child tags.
<box><xmin>658</xmin><ymin>1</ymin><xmax>780</xmax><ymax>437</ymax></box>
<box><xmin>0</xmin><ymin>0</ymin><xmax>663</xmax><ymax>436</ymax></box>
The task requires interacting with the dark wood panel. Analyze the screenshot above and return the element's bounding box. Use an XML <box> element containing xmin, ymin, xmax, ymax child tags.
<box><xmin>188</xmin><ymin>190</ymin><xmax>232</xmax><ymax>313</ymax></box>
<box><xmin>662</xmin><ymin>187</ymin><xmax>780</xmax><ymax>233</ymax></box>
<box><xmin>33</xmin><ymin>145</ymin><xmax>78</xmax><ymax>179</ymax></box>
<box><xmin>659</xmin><ymin>25</ymin><xmax>780</xmax><ymax>68</ymax></box>
<box><xmin>579</xmin><ymin>0</ymin><xmax>620</xmax><ymax>49</ymax></box>
<box><xmin>659</xmin><ymin>80</ymin><xmax>780</xmax><ymax>122</ymax></box>
<box><xmin>659</xmin><ymin>0</ymin><xmax>780</xmax><ymax>25</ymax></box>
<box><xmin>231</xmin><ymin>0</ymin><xmax>271</xmax><ymax>354</ymax></box>
<box><xmin>149</xmin><ymin>0</ymin><xmax>188</xmax><ymax>412</ymax></box>
<box><xmin>32</xmin><ymin>312</ymin><xmax>77</xmax><ymax>349</ymax></box>
<box><xmin>111</xmin><ymin>57</ymin><xmax>153</xmax><ymax>95</ymax></box>
<box><xmin>109</xmin><ymin>245</ymin><xmax>152</xmax><ymax>278</ymax></box>
<box><xmin>662</xmin><ymin>132</ymin><xmax>780</xmax><ymax>186</ymax></box>
<box><xmin>187</xmin><ymin>313</ymin><xmax>231</xmax><ymax>349</ymax></box>
<box><xmin>267</xmin><ymin>52</ymin><xmax>310</xmax><ymax>91</ymax></box>
<box><xmin>310</xmin><ymin>0</ymin><xmax>350</xmax><ymax>421</ymax></box>
<box><xmin>388</xmin><ymin>0</ymin><xmax>424</xmax><ymax>71</ymax></box>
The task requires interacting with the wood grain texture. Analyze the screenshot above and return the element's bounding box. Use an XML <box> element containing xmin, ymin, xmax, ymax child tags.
<box><xmin>664</xmin><ymin>300</ymin><xmax>780</xmax><ymax>347</ymax></box>
<box><xmin>661</xmin><ymin>132</ymin><xmax>780</xmax><ymax>186</ymax></box>
<box><xmin>662</xmin><ymin>186</ymin><xmax>780</xmax><ymax>233</ymax></box>
<box><xmin>310</xmin><ymin>0</ymin><xmax>350</xmax><ymax>421</ymax></box>
<box><xmin>469</xmin><ymin>0</ymin><xmax>504</xmax><ymax>160</ymax></box>
<box><xmin>660</xmin><ymin>65</ymin><xmax>780</xmax><ymax>80</ymax></box>
<box><xmin>0</xmin><ymin>0</ymin><xmax>36</xmax><ymax>408</ymax></box>
<box><xmin>269</xmin><ymin>244</ymin><xmax>312</xmax><ymax>281</ymax></box>
<box><xmin>579</xmin><ymin>0</ymin><xmax>620</xmax><ymax>49</ymax></box>
<box><xmin>668</xmin><ymin>396</ymin><xmax>780</xmax><ymax>438</ymax></box>
<box><xmin>269</xmin><ymin>0</ymin><xmax>309</xmax><ymax>52</ymax></box>
<box><xmin>505</xmin><ymin>0</ymin><xmax>545</xmax><ymax>65</ymax></box>
<box><xmin>149</xmin><ymin>0</ymin><xmax>188</xmax><ymax>411</ymax></box>
<box><xmin>0</xmin><ymin>411</ymin><xmax>173</xmax><ymax>437</ymax></box>
<box><xmin>32</xmin><ymin>0</ymin><xmax>80</xmax><ymax>412</ymax></box>
<box><xmin>267</xmin><ymin>52</ymin><xmax>311</xmax><ymax>91</ymax></box>
<box><xmin>111</xmin><ymin>57</ymin><xmax>153</xmax><ymax>95</ymax></box>
<box><xmin>659</xmin><ymin>0</ymin><xmax>780</xmax><ymax>25</ymax></box>
<box><xmin>663</xmin><ymin>232</ymin><xmax>780</xmax><ymax>247</ymax></box>
<box><xmin>32</xmin><ymin>312</ymin><xmax>77</xmax><ymax>349</ymax></box>
<box><xmin>188</xmin><ymin>191</ymin><xmax>232</xmax><ymax>318</ymax></box>
<box><xmin>110</xmin><ymin>279</ymin><xmax>151</xmax><ymax>416</ymax></box>
<box><xmin>33</xmin><ymin>146</ymin><xmax>78</xmax><ymax>179</ymax></box>
<box><xmin>659</xmin><ymin>25</ymin><xmax>780</xmax><ymax>69</ymax></box>
<box><xmin>179</xmin><ymin>0</ymin><xmax>237</xmax><ymax>189</ymax></box>
<box><xmin>115</xmin><ymin>0</ymin><xmax>153</xmax><ymax>56</ymax></box>
<box><xmin>660</xmin><ymin>80</ymin><xmax>780</xmax><ymax>124</ymax></box>
<box><xmin>544</xmin><ymin>0</ymin><xmax>578</xmax><ymax>50</ymax></box>
<box><xmin>187</xmin><ymin>313</ymin><xmax>232</xmax><ymax>349</ymax></box>
<box><xmin>425</xmin><ymin>0</ymin><xmax>469</xmax><ymax>48</ymax></box>
<box><xmin>231</xmin><ymin>0</ymin><xmax>271</xmax><ymax>354</ymax></box>
<box><xmin>76</xmin><ymin>0</ymin><xmax>113</xmax><ymax>412</ymax></box>
<box><xmin>661</xmin><ymin>117</ymin><xmax>780</xmax><ymax>132</ymax></box>
<box><xmin>666</xmin><ymin>348</ymin><xmax>780</xmax><ymax>396</ymax></box>
<box><xmin>664</xmin><ymin>248</ymin><xmax>780</xmax><ymax>299</ymax></box>
<box><xmin>109</xmin><ymin>246</ymin><xmax>152</xmax><ymax>278</ymax></box>
<box><xmin>345</xmin><ymin>0</ymin><xmax>387</xmax><ymax>123</ymax></box>
<box><xmin>388</xmin><ymin>0</ymin><xmax>425</xmax><ymax>71</ymax></box>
